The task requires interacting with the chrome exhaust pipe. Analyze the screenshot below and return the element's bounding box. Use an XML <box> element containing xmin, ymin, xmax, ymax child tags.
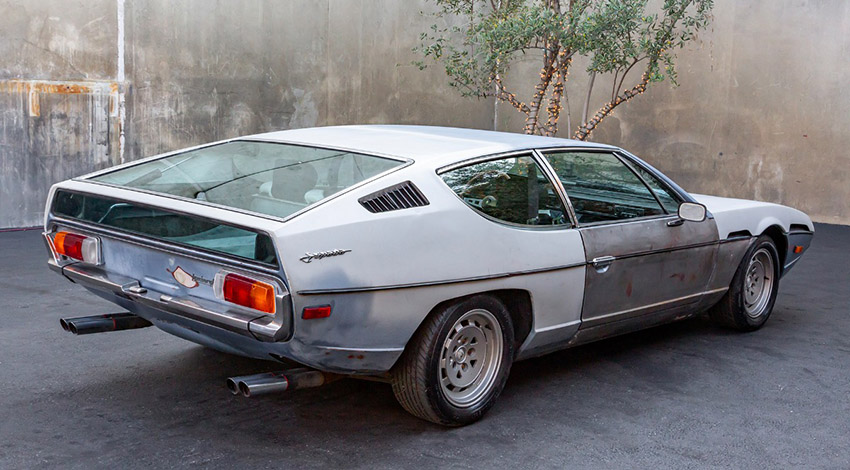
<box><xmin>60</xmin><ymin>313</ymin><xmax>153</xmax><ymax>335</ymax></box>
<box><xmin>227</xmin><ymin>368</ymin><xmax>336</xmax><ymax>397</ymax></box>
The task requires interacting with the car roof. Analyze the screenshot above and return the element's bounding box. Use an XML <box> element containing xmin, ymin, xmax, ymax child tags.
<box><xmin>245</xmin><ymin>125</ymin><xmax>616</xmax><ymax>167</ymax></box>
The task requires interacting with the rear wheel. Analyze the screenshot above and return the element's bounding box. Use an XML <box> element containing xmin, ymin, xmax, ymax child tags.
<box><xmin>391</xmin><ymin>295</ymin><xmax>514</xmax><ymax>426</ymax></box>
<box><xmin>710</xmin><ymin>235</ymin><xmax>781</xmax><ymax>331</ymax></box>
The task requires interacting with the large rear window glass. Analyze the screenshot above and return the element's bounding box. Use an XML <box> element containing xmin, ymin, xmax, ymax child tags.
<box><xmin>90</xmin><ymin>141</ymin><xmax>405</xmax><ymax>219</ymax></box>
<box><xmin>52</xmin><ymin>190</ymin><xmax>279</xmax><ymax>265</ymax></box>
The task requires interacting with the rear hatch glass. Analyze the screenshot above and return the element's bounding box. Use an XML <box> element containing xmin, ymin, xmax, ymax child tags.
<box><xmin>89</xmin><ymin>141</ymin><xmax>406</xmax><ymax>220</ymax></box>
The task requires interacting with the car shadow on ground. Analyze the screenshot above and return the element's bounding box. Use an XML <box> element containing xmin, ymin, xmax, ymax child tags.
<box><xmin>61</xmin><ymin>312</ymin><xmax>751</xmax><ymax>434</ymax></box>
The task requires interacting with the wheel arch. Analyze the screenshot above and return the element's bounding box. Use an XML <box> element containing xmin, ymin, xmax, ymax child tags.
<box><xmin>761</xmin><ymin>224</ymin><xmax>787</xmax><ymax>268</ymax></box>
<box><xmin>400</xmin><ymin>289</ymin><xmax>533</xmax><ymax>362</ymax></box>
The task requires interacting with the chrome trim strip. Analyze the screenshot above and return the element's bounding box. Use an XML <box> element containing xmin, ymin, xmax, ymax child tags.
<box><xmin>581</xmin><ymin>287</ymin><xmax>729</xmax><ymax>325</ymax></box>
<box><xmin>783</xmin><ymin>255</ymin><xmax>802</xmax><ymax>270</ymax></box>
<box><xmin>607</xmin><ymin>238</ymin><xmax>720</xmax><ymax>261</ymax></box>
<box><xmin>296</xmin><ymin>261</ymin><xmax>587</xmax><ymax>295</ymax></box>
<box><xmin>535</xmin><ymin>319</ymin><xmax>582</xmax><ymax>333</ymax></box>
<box><xmin>532</xmin><ymin>148</ymin><xmax>579</xmax><ymax>227</ymax></box>
<box><xmin>436</xmin><ymin>145</ymin><xmax>617</xmax><ymax>174</ymax></box>
<box><xmin>317</xmin><ymin>346</ymin><xmax>405</xmax><ymax>353</ymax></box>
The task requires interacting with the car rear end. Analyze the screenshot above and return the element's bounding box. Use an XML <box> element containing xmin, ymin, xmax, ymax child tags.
<box><xmin>43</xmin><ymin>138</ymin><xmax>409</xmax><ymax>366</ymax></box>
<box><xmin>44</xmin><ymin>179</ymin><xmax>294</xmax><ymax>359</ymax></box>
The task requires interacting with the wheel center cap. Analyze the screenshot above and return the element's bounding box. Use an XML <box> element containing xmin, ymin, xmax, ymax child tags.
<box><xmin>454</xmin><ymin>347</ymin><xmax>467</xmax><ymax>363</ymax></box>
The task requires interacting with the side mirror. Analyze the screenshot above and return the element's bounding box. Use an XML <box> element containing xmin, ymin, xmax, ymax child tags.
<box><xmin>678</xmin><ymin>202</ymin><xmax>707</xmax><ymax>222</ymax></box>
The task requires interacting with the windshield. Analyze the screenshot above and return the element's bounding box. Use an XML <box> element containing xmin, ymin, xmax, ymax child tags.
<box><xmin>91</xmin><ymin>141</ymin><xmax>406</xmax><ymax>219</ymax></box>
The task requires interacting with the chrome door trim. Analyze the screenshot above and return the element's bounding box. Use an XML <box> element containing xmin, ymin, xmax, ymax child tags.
<box><xmin>579</xmin><ymin>287</ymin><xmax>728</xmax><ymax>329</ymax></box>
<box><xmin>532</xmin><ymin>148</ymin><xmax>579</xmax><ymax>227</ymax></box>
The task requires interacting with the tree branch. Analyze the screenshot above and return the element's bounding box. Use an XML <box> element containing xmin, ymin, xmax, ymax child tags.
<box><xmin>573</xmin><ymin>70</ymin><xmax>650</xmax><ymax>141</ymax></box>
<box><xmin>581</xmin><ymin>71</ymin><xmax>596</xmax><ymax>125</ymax></box>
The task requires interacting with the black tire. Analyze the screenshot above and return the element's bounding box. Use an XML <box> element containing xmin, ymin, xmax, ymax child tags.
<box><xmin>391</xmin><ymin>295</ymin><xmax>515</xmax><ymax>426</ymax></box>
<box><xmin>710</xmin><ymin>235</ymin><xmax>781</xmax><ymax>331</ymax></box>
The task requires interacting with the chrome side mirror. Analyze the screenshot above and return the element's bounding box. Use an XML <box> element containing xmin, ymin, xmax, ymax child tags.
<box><xmin>678</xmin><ymin>202</ymin><xmax>707</xmax><ymax>222</ymax></box>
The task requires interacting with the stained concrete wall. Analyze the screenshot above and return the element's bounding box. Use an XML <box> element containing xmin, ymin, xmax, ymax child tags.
<box><xmin>498</xmin><ymin>0</ymin><xmax>850</xmax><ymax>225</ymax></box>
<box><xmin>0</xmin><ymin>0</ymin><xmax>493</xmax><ymax>228</ymax></box>
<box><xmin>1</xmin><ymin>0</ymin><xmax>847</xmax><ymax>228</ymax></box>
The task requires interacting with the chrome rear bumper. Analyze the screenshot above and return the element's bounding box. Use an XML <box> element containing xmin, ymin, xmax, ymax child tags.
<box><xmin>48</xmin><ymin>259</ymin><xmax>291</xmax><ymax>342</ymax></box>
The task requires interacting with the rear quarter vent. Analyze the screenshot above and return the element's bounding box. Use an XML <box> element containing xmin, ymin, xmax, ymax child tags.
<box><xmin>358</xmin><ymin>181</ymin><xmax>429</xmax><ymax>213</ymax></box>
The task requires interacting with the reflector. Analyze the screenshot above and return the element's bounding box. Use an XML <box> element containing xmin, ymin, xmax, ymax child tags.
<box><xmin>303</xmin><ymin>305</ymin><xmax>332</xmax><ymax>320</ymax></box>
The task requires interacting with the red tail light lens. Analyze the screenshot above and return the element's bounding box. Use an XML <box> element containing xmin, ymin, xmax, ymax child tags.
<box><xmin>51</xmin><ymin>231</ymin><xmax>101</xmax><ymax>265</ymax></box>
<box><xmin>220</xmin><ymin>272</ymin><xmax>276</xmax><ymax>314</ymax></box>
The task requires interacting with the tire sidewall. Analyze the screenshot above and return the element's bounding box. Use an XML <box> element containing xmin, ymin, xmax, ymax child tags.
<box><xmin>731</xmin><ymin>236</ymin><xmax>781</xmax><ymax>329</ymax></box>
<box><xmin>424</xmin><ymin>295</ymin><xmax>514</xmax><ymax>426</ymax></box>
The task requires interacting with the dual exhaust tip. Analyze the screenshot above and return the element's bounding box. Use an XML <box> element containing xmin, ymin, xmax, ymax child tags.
<box><xmin>59</xmin><ymin>314</ymin><xmax>334</xmax><ymax>398</ymax></box>
<box><xmin>60</xmin><ymin>313</ymin><xmax>153</xmax><ymax>335</ymax></box>
<box><xmin>227</xmin><ymin>369</ymin><xmax>334</xmax><ymax>398</ymax></box>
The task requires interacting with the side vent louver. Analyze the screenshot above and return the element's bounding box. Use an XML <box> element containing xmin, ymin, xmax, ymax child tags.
<box><xmin>359</xmin><ymin>181</ymin><xmax>429</xmax><ymax>213</ymax></box>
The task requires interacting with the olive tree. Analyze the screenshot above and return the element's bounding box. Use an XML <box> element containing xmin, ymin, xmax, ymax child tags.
<box><xmin>416</xmin><ymin>0</ymin><xmax>713</xmax><ymax>140</ymax></box>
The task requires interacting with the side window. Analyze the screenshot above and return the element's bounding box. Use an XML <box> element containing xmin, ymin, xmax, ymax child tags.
<box><xmin>544</xmin><ymin>151</ymin><xmax>665</xmax><ymax>224</ymax></box>
<box><xmin>441</xmin><ymin>155</ymin><xmax>569</xmax><ymax>227</ymax></box>
<box><xmin>627</xmin><ymin>163</ymin><xmax>682</xmax><ymax>214</ymax></box>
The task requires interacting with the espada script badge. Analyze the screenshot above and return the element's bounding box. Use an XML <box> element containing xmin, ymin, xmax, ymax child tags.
<box><xmin>300</xmin><ymin>249</ymin><xmax>352</xmax><ymax>263</ymax></box>
<box><xmin>167</xmin><ymin>266</ymin><xmax>214</xmax><ymax>288</ymax></box>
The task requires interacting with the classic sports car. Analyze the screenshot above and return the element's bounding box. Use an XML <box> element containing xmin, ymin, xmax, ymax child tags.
<box><xmin>44</xmin><ymin>125</ymin><xmax>813</xmax><ymax>425</ymax></box>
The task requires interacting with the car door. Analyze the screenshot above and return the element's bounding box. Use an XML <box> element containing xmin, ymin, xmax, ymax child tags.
<box><xmin>539</xmin><ymin>149</ymin><xmax>718</xmax><ymax>328</ymax></box>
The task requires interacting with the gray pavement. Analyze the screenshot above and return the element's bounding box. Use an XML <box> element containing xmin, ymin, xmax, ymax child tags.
<box><xmin>1</xmin><ymin>224</ymin><xmax>848</xmax><ymax>469</ymax></box>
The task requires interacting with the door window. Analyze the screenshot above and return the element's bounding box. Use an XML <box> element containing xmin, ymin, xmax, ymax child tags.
<box><xmin>627</xmin><ymin>163</ymin><xmax>682</xmax><ymax>214</ymax></box>
<box><xmin>441</xmin><ymin>155</ymin><xmax>569</xmax><ymax>227</ymax></box>
<box><xmin>543</xmin><ymin>151</ymin><xmax>665</xmax><ymax>224</ymax></box>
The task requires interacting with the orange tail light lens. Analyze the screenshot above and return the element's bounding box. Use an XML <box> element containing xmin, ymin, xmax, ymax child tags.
<box><xmin>220</xmin><ymin>272</ymin><xmax>276</xmax><ymax>314</ymax></box>
<box><xmin>51</xmin><ymin>231</ymin><xmax>101</xmax><ymax>265</ymax></box>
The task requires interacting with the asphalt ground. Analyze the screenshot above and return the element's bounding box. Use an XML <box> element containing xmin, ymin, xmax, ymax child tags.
<box><xmin>1</xmin><ymin>224</ymin><xmax>848</xmax><ymax>469</ymax></box>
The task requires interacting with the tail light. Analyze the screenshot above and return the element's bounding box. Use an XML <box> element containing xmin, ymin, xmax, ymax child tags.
<box><xmin>214</xmin><ymin>271</ymin><xmax>277</xmax><ymax>314</ymax></box>
<box><xmin>47</xmin><ymin>231</ymin><xmax>102</xmax><ymax>265</ymax></box>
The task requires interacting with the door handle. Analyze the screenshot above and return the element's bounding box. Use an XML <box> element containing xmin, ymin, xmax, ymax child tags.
<box><xmin>667</xmin><ymin>218</ymin><xmax>685</xmax><ymax>227</ymax></box>
<box><xmin>591</xmin><ymin>256</ymin><xmax>615</xmax><ymax>273</ymax></box>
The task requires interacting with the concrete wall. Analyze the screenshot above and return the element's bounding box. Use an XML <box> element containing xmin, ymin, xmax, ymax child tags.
<box><xmin>1</xmin><ymin>0</ymin><xmax>847</xmax><ymax>228</ymax></box>
<box><xmin>0</xmin><ymin>0</ymin><xmax>493</xmax><ymax>228</ymax></box>
<box><xmin>498</xmin><ymin>0</ymin><xmax>850</xmax><ymax>225</ymax></box>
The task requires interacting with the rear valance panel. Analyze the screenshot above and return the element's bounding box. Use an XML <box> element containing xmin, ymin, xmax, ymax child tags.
<box><xmin>52</xmin><ymin>190</ymin><xmax>277</xmax><ymax>265</ymax></box>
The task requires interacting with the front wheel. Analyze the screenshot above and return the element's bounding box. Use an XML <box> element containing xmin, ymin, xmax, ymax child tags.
<box><xmin>710</xmin><ymin>235</ymin><xmax>781</xmax><ymax>331</ymax></box>
<box><xmin>391</xmin><ymin>295</ymin><xmax>514</xmax><ymax>426</ymax></box>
